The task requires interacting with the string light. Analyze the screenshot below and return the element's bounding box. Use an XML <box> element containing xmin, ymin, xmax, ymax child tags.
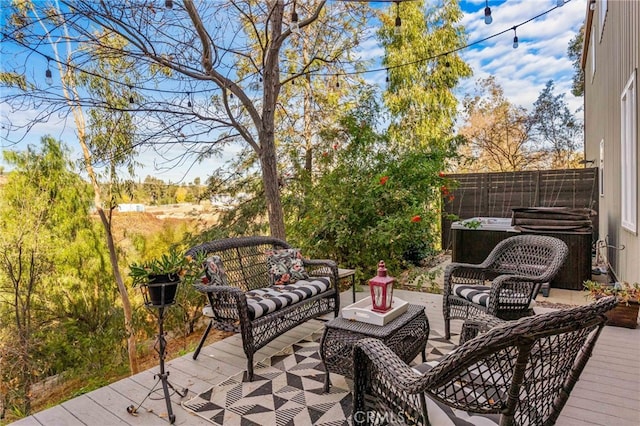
<box><xmin>385</xmin><ymin>68</ymin><xmax>389</xmax><ymax>83</ymax></box>
<box><xmin>512</xmin><ymin>27</ymin><xmax>519</xmax><ymax>49</ymax></box>
<box><xmin>484</xmin><ymin>0</ymin><xmax>493</xmax><ymax>25</ymax></box>
<box><xmin>556</xmin><ymin>0</ymin><xmax>564</xmax><ymax>7</ymax></box>
<box><xmin>394</xmin><ymin>1</ymin><xmax>402</xmax><ymax>35</ymax></box>
<box><xmin>165</xmin><ymin>0</ymin><xmax>173</xmax><ymax>9</ymax></box>
<box><xmin>45</xmin><ymin>58</ymin><xmax>53</xmax><ymax>86</ymax></box>
<box><xmin>128</xmin><ymin>85</ymin><xmax>134</xmax><ymax>104</ymax></box>
<box><xmin>22</xmin><ymin>0</ymin><xmax>564</xmax><ymax>100</ymax></box>
<box><xmin>186</xmin><ymin>92</ymin><xmax>192</xmax><ymax>108</ymax></box>
<box><xmin>290</xmin><ymin>1</ymin><xmax>300</xmax><ymax>35</ymax></box>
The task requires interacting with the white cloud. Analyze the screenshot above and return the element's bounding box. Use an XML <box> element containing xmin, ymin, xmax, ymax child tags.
<box><xmin>459</xmin><ymin>0</ymin><xmax>586</xmax><ymax>112</ymax></box>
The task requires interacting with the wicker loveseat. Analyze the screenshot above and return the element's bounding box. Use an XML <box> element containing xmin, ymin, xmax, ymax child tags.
<box><xmin>186</xmin><ymin>236</ymin><xmax>339</xmax><ymax>380</ymax></box>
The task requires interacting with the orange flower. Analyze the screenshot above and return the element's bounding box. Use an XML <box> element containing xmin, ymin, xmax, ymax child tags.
<box><xmin>379</xmin><ymin>176</ymin><xmax>389</xmax><ymax>185</ymax></box>
<box><xmin>448</xmin><ymin>194</ymin><xmax>455</xmax><ymax>202</ymax></box>
<box><xmin>440</xmin><ymin>185</ymin><xmax>449</xmax><ymax>195</ymax></box>
<box><xmin>411</xmin><ymin>215</ymin><xmax>422</xmax><ymax>223</ymax></box>
<box><xmin>438</xmin><ymin>171</ymin><xmax>446</xmax><ymax>177</ymax></box>
<box><xmin>332</xmin><ymin>143</ymin><xmax>338</xmax><ymax>150</ymax></box>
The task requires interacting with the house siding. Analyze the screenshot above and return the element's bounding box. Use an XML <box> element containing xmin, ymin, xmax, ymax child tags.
<box><xmin>583</xmin><ymin>0</ymin><xmax>640</xmax><ymax>283</ymax></box>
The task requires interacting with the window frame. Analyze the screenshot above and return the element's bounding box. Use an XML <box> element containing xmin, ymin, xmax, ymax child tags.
<box><xmin>599</xmin><ymin>0</ymin><xmax>608</xmax><ymax>41</ymax></box>
<box><xmin>620</xmin><ymin>69</ymin><xmax>637</xmax><ymax>234</ymax></box>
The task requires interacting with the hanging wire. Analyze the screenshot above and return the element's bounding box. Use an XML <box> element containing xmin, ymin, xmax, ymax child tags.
<box><xmin>14</xmin><ymin>1</ymin><xmax>564</xmax><ymax>95</ymax></box>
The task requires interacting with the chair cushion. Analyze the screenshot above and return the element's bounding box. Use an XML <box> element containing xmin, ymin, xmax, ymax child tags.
<box><xmin>201</xmin><ymin>255</ymin><xmax>229</xmax><ymax>286</ymax></box>
<box><xmin>245</xmin><ymin>277</ymin><xmax>330</xmax><ymax>320</ymax></box>
<box><xmin>453</xmin><ymin>284</ymin><xmax>491</xmax><ymax>307</ymax></box>
<box><xmin>265</xmin><ymin>248</ymin><xmax>310</xmax><ymax>285</ymax></box>
<box><xmin>411</xmin><ymin>362</ymin><xmax>500</xmax><ymax>425</ymax></box>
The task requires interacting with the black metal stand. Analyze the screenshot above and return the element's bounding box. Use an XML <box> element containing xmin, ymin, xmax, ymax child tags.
<box><xmin>127</xmin><ymin>303</ymin><xmax>188</xmax><ymax>424</ymax></box>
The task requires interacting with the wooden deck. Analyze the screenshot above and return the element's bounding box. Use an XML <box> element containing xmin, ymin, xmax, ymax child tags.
<box><xmin>9</xmin><ymin>290</ymin><xmax>640</xmax><ymax>426</ymax></box>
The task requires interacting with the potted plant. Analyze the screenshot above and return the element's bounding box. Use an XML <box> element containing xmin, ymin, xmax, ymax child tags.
<box><xmin>129</xmin><ymin>248</ymin><xmax>205</xmax><ymax>306</ymax></box>
<box><xmin>584</xmin><ymin>280</ymin><xmax>640</xmax><ymax>329</ymax></box>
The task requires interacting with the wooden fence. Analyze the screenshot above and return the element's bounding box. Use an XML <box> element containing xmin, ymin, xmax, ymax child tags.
<box><xmin>441</xmin><ymin>168</ymin><xmax>599</xmax><ymax>250</ymax></box>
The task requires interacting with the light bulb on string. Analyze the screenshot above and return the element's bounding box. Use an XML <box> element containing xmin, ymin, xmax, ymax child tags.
<box><xmin>394</xmin><ymin>1</ymin><xmax>402</xmax><ymax>35</ymax></box>
<box><xmin>512</xmin><ymin>27</ymin><xmax>519</xmax><ymax>49</ymax></box>
<box><xmin>484</xmin><ymin>0</ymin><xmax>492</xmax><ymax>25</ymax></box>
<box><xmin>165</xmin><ymin>0</ymin><xmax>173</xmax><ymax>9</ymax></box>
<box><xmin>385</xmin><ymin>68</ymin><xmax>389</xmax><ymax>84</ymax></box>
<box><xmin>186</xmin><ymin>92</ymin><xmax>192</xmax><ymax>108</ymax></box>
<box><xmin>556</xmin><ymin>0</ymin><xmax>564</xmax><ymax>7</ymax></box>
<box><xmin>128</xmin><ymin>85</ymin><xmax>134</xmax><ymax>104</ymax></box>
<box><xmin>45</xmin><ymin>58</ymin><xmax>53</xmax><ymax>86</ymax></box>
<box><xmin>290</xmin><ymin>1</ymin><xmax>300</xmax><ymax>34</ymax></box>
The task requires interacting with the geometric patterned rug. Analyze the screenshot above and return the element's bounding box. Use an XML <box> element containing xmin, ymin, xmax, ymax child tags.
<box><xmin>182</xmin><ymin>329</ymin><xmax>458</xmax><ymax>425</ymax></box>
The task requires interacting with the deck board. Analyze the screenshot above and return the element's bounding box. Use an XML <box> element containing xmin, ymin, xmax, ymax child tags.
<box><xmin>10</xmin><ymin>289</ymin><xmax>640</xmax><ymax>425</ymax></box>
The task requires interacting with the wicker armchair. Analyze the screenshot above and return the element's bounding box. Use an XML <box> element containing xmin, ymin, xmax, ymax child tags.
<box><xmin>443</xmin><ymin>234</ymin><xmax>568</xmax><ymax>340</ymax></box>
<box><xmin>352</xmin><ymin>296</ymin><xmax>618</xmax><ymax>426</ymax></box>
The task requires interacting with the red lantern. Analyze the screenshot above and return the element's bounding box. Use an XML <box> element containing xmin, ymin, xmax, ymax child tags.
<box><xmin>369</xmin><ymin>260</ymin><xmax>395</xmax><ymax>313</ymax></box>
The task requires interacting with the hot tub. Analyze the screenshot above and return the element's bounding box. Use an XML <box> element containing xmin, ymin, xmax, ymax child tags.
<box><xmin>451</xmin><ymin>217</ymin><xmax>591</xmax><ymax>291</ymax></box>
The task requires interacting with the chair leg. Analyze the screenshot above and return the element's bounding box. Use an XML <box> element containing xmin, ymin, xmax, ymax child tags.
<box><xmin>444</xmin><ymin>318</ymin><xmax>451</xmax><ymax>340</ymax></box>
<box><xmin>246</xmin><ymin>353</ymin><xmax>254</xmax><ymax>381</ymax></box>
<box><xmin>192</xmin><ymin>320</ymin><xmax>213</xmax><ymax>360</ymax></box>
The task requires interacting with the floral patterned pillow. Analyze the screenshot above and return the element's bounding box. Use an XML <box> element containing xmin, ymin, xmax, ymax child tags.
<box><xmin>265</xmin><ymin>248</ymin><xmax>309</xmax><ymax>286</ymax></box>
<box><xmin>200</xmin><ymin>255</ymin><xmax>229</xmax><ymax>286</ymax></box>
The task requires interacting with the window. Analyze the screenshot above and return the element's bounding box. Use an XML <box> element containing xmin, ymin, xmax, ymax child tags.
<box><xmin>599</xmin><ymin>0</ymin><xmax>608</xmax><ymax>41</ymax></box>
<box><xmin>621</xmin><ymin>70</ymin><xmax>637</xmax><ymax>233</ymax></box>
<box><xmin>599</xmin><ymin>139</ymin><xmax>605</xmax><ymax>197</ymax></box>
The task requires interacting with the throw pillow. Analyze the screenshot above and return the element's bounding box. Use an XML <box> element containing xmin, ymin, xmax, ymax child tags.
<box><xmin>201</xmin><ymin>255</ymin><xmax>229</xmax><ymax>286</ymax></box>
<box><xmin>265</xmin><ymin>248</ymin><xmax>309</xmax><ymax>286</ymax></box>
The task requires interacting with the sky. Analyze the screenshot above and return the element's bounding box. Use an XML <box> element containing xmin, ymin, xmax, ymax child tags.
<box><xmin>0</xmin><ymin>0</ymin><xmax>587</xmax><ymax>184</ymax></box>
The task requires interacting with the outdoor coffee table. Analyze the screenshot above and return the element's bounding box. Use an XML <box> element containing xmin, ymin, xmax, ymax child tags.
<box><xmin>320</xmin><ymin>303</ymin><xmax>429</xmax><ymax>391</ymax></box>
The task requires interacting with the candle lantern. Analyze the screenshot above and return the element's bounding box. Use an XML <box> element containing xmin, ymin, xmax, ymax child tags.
<box><xmin>368</xmin><ymin>260</ymin><xmax>395</xmax><ymax>313</ymax></box>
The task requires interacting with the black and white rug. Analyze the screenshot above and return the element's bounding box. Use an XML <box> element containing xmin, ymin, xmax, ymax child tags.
<box><xmin>182</xmin><ymin>330</ymin><xmax>459</xmax><ymax>426</ymax></box>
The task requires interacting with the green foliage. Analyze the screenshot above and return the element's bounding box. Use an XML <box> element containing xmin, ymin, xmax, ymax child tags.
<box><xmin>379</xmin><ymin>0</ymin><xmax>472</xmax><ymax>147</ymax></box>
<box><xmin>406</xmin><ymin>267</ymin><xmax>442</xmax><ymax>294</ymax></box>
<box><xmin>286</xmin><ymin>91</ymin><xmax>457</xmax><ymax>278</ymax></box>
<box><xmin>0</xmin><ymin>136</ymin><xmax>119</xmax><ymax>417</ymax></box>
<box><xmin>128</xmin><ymin>247</ymin><xmax>207</xmax><ymax>287</ymax></box>
<box><xmin>567</xmin><ymin>24</ymin><xmax>585</xmax><ymax>98</ymax></box>
<box><xmin>530</xmin><ymin>80</ymin><xmax>583</xmax><ymax>169</ymax></box>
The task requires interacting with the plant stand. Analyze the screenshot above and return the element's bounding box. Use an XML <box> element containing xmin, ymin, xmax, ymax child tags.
<box><xmin>126</xmin><ymin>302</ymin><xmax>188</xmax><ymax>424</ymax></box>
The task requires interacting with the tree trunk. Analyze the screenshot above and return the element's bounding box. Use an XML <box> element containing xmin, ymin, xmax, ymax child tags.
<box><xmin>259</xmin><ymin>132</ymin><xmax>286</xmax><ymax>240</ymax></box>
<box><xmin>96</xmin><ymin>208</ymin><xmax>139</xmax><ymax>374</ymax></box>
<box><xmin>260</xmin><ymin>0</ymin><xmax>286</xmax><ymax>240</ymax></box>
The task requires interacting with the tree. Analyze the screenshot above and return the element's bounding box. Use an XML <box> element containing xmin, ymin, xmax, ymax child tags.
<box><xmin>287</xmin><ymin>88</ymin><xmax>458</xmax><ymax>275</ymax></box>
<box><xmin>458</xmin><ymin>77</ymin><xmax>534</xmax><ymax>172</ymax></box>
<box><xmin>529</xmin><ymin>80</ymin><xmax>583</xmax><ymax>169</ymax></box>
<box><xmin>379</xmin><ymin>0</ymin><xmax>472</xmax><ymax>147</ymax></box>
<box><xmin>568</xmin><ymin>24</ymin><xmax>585</xmax><ymax>97</ymax></box>
<box><xmin>1</xmin><ymin>0</ymin><xmax>377</xmax><ymax>240</ymax></box>
<box><xmin>0</xmin><ymin>137</ymin><xmax>95</xmax><ymax>415</ymax></box>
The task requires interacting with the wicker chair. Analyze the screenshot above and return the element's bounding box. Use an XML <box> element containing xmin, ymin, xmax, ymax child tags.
<box><xmin>443</xmin><ymin>234</ymin><xmax>568</xmax><ymax>340</ymax></box>
<box><xmin>352</xmin><ymin>296</ymin><xmax>618</xmax><ymax>426</ymax></box>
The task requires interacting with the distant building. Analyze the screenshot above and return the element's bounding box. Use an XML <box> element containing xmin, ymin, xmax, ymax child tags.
<box><xmin>118</xmin><ymin>203</ymin><xmax>146</xmax><ymax>212</ymax></box>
